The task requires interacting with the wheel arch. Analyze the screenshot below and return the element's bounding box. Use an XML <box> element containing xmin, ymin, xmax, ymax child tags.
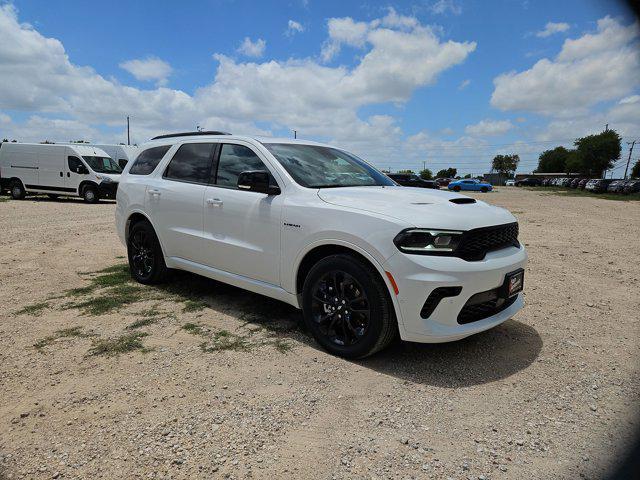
<box><xmin>125</xmin><ymin>211</ymin><xmax>153</xmax><ymax>243</ymax></box>
<box><xmin>292</xmin><ymin>241</ymin><xmax>404</xmax><ymax>332</ymax></box>
<box><xmin>78</xmin><ymin>180</ymin><xmax>99</xmax><ymax>195</ymax></box>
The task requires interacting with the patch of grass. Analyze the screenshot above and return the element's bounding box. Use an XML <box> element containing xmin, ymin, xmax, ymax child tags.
<box><xmin>126</xmin><ymin>317</ymin><xmax>158</xmax><ymax>329</ymax></box>
<box><xmin>88</xmin><ymin>332</ymin><xmax>151</xmax><ymax>356</ymax></box>
<box><xmin>34</xmin><ymin>326</ymin><xmax>93</xmax><ymax>350</ymax></box>
<box><xmin>524</xmin><ymin>186</ymin><xmax>640</xmax><ymax>201</ymax></box>
<box><xmin>14</xmin><ymin>301</ymin><xmax>49</xmax><ymax>316</ymax></box>
<box><xmin>270</xmin><ymin>338</ymin><xmax>293</xmax><ymax>354</ymax></box>
<box><xmin>64</xmin><ymin>284</ymin><xmax>143</xmax><ymax>316</ymax></box>
<box><xmin>182</xmin><ymin>298</ymin><xmax>209</xmax><ymax>313</ymax></box>
<box><xmin>182</xmin><ymin>322</ymin><xmax>292</xmax><ymax>353</ymax></box>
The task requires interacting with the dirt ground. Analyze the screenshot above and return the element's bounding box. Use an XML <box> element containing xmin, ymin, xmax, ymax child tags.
<box><xmin>0</xmin><ymin>188</ymin><xmax>638</xmax><ymax>480</ymax></box>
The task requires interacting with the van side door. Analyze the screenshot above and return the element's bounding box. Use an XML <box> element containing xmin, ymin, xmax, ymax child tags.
<box><xmin>66</xmin><ymin>151</ymin><xmax>89</xmax><ymax>194</ymax></box>
<box><xmin>36</xmin><ymin>147</ymin><xmax>67</xmax><ymax>192</ymax></box>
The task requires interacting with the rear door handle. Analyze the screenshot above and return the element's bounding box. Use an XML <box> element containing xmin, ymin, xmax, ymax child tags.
<box><xmin>148</xmin><ymin>189</ymin><xmax>161</xmax><ymax>196</ymax></box>
<box><xmin>206</xmin><ymin>198</ymin><xmax>223</xmax><ymax>207</ymax></box>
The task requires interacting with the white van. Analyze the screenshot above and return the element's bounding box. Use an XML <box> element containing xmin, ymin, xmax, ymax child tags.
<box><xmin>0</xmin><ymin>143</ymin><xmax>121</xmax><ymax>202</ymax></box>
<box><xmin>60</xmin><ymin>143</ymin><xmax>140</xmax><ymax>170</ymax></box>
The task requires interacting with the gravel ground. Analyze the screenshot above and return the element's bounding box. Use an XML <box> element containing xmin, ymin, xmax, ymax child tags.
<box><xmin>0</xmin><ymin>188</ymin><xmax>638</xmax><ymax>480</ymax></box>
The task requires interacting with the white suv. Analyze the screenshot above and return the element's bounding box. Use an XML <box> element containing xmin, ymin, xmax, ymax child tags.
<box><xmin>116</xmin><ymin>132</ymin><xmax>527</xmax><ymax>358</ymax></box>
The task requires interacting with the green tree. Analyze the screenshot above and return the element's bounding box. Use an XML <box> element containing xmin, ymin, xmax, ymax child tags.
<box><xmin>574</xmin><ymin>129</ymin><xmax>621</xmax><ymax>177</ymax></box>
<box><xmin>397</xmin><ymin>169</ymin><xmax>414</xmax><ymax>174</ymax></box>
<box><xmin>536</xmin><ymin>146</ymin><xmax>570</xmax><ymax>173</ymax></box>
<box><xmin>564</xmin><ymin>150</ymin><xmax>585</xmax><ymax>174</ymax></box>
<box><xmin>419</xmin><ymin>168</ymin><xmax>433</xmax><ymax>180</ymax></box>
<box><xmin>435</xmin><ymin>167</ymin><xmax>457</xmax><ymax>178</ymax></box>
<box><xmin>492</xmin><ymin>154</ymin><xmax>520</xmax><ymax>176</ymax></box>
<box><xmin>463</xmin><ymin>174</ymin><xmax>472</xmax><ymax>179</ymax></box>
<box><xmin>631</xmin><ymin>159</ymin><xmax>640</xmax><ymax>179</ymax></box>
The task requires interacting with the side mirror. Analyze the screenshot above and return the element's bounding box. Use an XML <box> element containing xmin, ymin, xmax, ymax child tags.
<box><xmin>237</xmin><ymin>170</ymin><xmax>280</xmax><ymax>195</ymax></box>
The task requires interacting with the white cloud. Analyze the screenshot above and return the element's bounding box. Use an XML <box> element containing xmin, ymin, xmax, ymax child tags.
<box><xmin>430</xmin><ymin>0</ymin><xmax>462</xmax><ymax>16</ymax></box>
<box><xmin>237</xmin><ymin>37</ymin><xmax>266</xmax><ymax>58</ymax></box>
<box><xmin>0</xmin><ymin>4</ymin><xmax>477</xmax><ymax>161</ymax></box>
<box><xmin>321</xmin><ymin>17</ymin><xmax>370</xmax><ymax>61</ymax></box>
<box><xmin>458</xmin><ymin>79</ymin><xmax>470</xmax><ymax>90</ymax></box>
<box><xmin>286</xmin><ymin>20</ymin><xmax>304</xmax><ymax>36</ymax></box>
<box><xmin>119</xmin><ymin>56</ymin><xmax>172</xmax><ymax>85</ymax></box>
<box><xmin>465</xmin><ymin>119</ymin><xmax>513</xmax><ymax>136</ymax></box>
<box><xmin>535</xmin><ymin>22</ymin><xmax>570</xmax><ymax>38</ymax></box>
<box><xmin>491</xmin><ymin>16</ymin><xmax>640</xmax><ymax>116</ymax></box>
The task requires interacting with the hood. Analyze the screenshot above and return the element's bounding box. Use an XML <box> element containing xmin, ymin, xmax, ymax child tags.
<box><xmin>317</xmin><ymin>186</ymin><xmax>516</xmax><ymax>230</ymax></box>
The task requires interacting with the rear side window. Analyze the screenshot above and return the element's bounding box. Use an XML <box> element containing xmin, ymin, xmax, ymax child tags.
<box><xmin>164</xmin><ymin>143</ymin><xmax>215</xmax><ymax>184</ymax></box>
<box><xmin>216</xmin><ymin>144</ymin><xmax>275</xmax><ymax>189</ymax></box>
<box><xmin>129</xmin><ymin>145</ymin><xmax>171</xmax><ymax>175</ymax></box>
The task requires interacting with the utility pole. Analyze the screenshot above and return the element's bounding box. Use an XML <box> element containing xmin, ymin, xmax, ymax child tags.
<box><xmin>605</xmin><ymin>123</ymin><xmax>608</xmax><ymax>132</ymax></box>
<box><xmin>624</xmin><ymin>140</ymin><xmax>636</xmax><ymax>179</ymax></box>
<box><xmin>293</xmin><ymin>130</ymin><xmax>297</xmax><ymax>139</ymax></box>
<box><xmin>126</xmin><ymin>116</ymin><xmax>130</xmax><ymax>145</ymax></box>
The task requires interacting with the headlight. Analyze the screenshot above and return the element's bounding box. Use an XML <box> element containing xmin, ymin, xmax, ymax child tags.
<box><xmin>96</xmin><ymin>175</ymin><xmax>113</xmax><ymax>183</ymax></box>
<box><xmin>393</xmin><ymin>229</ymin><xmax>464</xmax><ymax>255</ymax></box>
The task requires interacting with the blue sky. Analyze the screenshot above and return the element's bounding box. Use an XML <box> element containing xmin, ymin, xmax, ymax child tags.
<box><xmin>1</xmin><ymin>0</ymin><xmax>638</xmax><ymax>175</ymax></box>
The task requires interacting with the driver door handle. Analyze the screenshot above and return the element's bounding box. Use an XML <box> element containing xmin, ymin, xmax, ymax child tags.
<box><xmin>206</xmin><ymin>198</ymin><xmax>223</xmax><ymax>207</ymax></box>
<box><xmin>148</xmin><ymin>189</ymin><xmax>161</xmax><ymax>196</ymax></box>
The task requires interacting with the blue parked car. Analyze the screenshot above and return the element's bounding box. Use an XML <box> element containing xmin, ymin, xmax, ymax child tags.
<box><xmin>448</xmin><ymin>179</ymin><xmax>493</xmax><ymax>192</ymax></box>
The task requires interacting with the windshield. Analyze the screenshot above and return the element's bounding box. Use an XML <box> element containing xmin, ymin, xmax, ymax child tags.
<box><xmin>82</xmin><ymin>156</ymin><xmax>122</xmax><ymax>174</ymax></box>
<box><xmin>263</xmin><ymin>143</ymin><xmax>394</xmax><ymax>188</ymax></box>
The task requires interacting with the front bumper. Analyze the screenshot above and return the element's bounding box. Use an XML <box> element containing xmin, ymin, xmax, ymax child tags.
<box><xmin>98</xmin><ymin>181</ymin><xmax>119</xmax><ymax>199</ymax></box>
<box><xmin>384</xmin><ymin>245</ymin><xmax>527</xmax><ymax>343</ymax></box>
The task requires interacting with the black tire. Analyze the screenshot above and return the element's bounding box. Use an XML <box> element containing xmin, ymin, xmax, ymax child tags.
<box><xmin>127</xmin><ymin>220</ymin><xmax>168</xmax><ymax>284</ymax></box>
<box><xmin>47</xmin><ymin>194</ymin><xmax>60</xmax><ymax>200</ymax></box>
<box><xmin>302</xmin><ymin>254</ymin><xmax>397</xmax><ymax>359</ymax></box>
<box><xmin>453</xmin><ymin>185</ymin><xmax>461</xmax><ymax>192</ymax></box>
<box><xmin>480</xmin><ymin>186</ymin><xmax>488</xmax><ymax>193</ymax></box>
<box><xmin>82</xmin><ymin>185</ymin><xmax>99</xmax><ymax>203</ymax></box>
<box><xmin>10</xmin><ymin>180</ymin><xmax>26</xmax><ymax>200</ymax></box>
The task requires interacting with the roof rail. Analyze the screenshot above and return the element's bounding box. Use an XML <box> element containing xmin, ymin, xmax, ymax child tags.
<box><xmin>150</xmin><ymin>131</ymin><xmax>232</xmax><ymax>140</ymax></box>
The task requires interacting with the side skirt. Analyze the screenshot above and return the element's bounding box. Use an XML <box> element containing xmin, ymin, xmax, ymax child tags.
<box><xmin>166</xmin><ymin>256</ymin><xmax>301</xmax><ymax>309</ymax></box>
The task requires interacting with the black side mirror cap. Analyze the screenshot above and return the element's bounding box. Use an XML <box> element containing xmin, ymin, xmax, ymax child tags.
<box><xmin>237</xmin><ymin>170</ymin><xmax>280</xmax><ymax>195</ymax></box>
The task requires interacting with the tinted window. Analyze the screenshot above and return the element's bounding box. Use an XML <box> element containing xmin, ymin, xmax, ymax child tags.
<box><xmin>216</xmin><ymin>144</ymin><xmax>275</xmax><ymax>189</ymax></box>
<box><xmin>129</xmin><ymin>145</ymin><xmax>171</xmax><ymax>175</ymax></box>
<box><xmin>263</xmin><ymin>143</ymin><xmax>394</xmax><ymax>188</ymax></box>
<box><xmin>68</xmin><ymin>156</ymin><xmax>83</xmax><ymax>171</ymax></box>
<box><xmin>164</xmin><ymin>143</ymin><xmax>215</xmax><ymax>184</ymax></box>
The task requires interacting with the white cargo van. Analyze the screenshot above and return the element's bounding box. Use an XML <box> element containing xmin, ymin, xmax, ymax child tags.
<box><xmin>0</xmin><ymin>143</ymin><xmax>121</xmax><ymax>202</ymax></box>
<box><xmin>60</xmin><ymin>143</ymin><xmax>140</xmax><ymax>170</ymax></box>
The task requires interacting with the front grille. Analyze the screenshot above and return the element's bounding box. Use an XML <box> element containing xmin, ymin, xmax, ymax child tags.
<box><xmin>457</xmin><ymin>290</ymin><xmax>518</xmax><ymax>324</ymax></box>
<box><xmin>456</xmin><ymin>222</ymin><xmax>519</xmax><ymax>261</ymax></box>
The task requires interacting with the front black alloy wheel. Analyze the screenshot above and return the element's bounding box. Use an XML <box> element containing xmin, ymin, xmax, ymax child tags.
<box><xmin>302</xmin><ymin>254</ymin><xmax>397</xmax><ymax>358</ymax></box>
<box><xmin>127</xmin><ymin>220</ymin><xmax>168</xmax><ymax>284</ymax></box>
<box><xmin>310</xmin><ymin>270</ymin><xmax>371</xmax><ymax>347</ymax></box>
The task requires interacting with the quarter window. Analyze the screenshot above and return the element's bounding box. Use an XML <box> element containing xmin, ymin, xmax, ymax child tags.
<box><xmin>216</xmin><ymin>144</ymin><xmax>275</xmax><ymax>189</ymax></box>
<box><xmin>129</xmin><ymin>145</ymin><xmax>171</xmax><ymax>175</ymax></box>
<box><xmin>164</xmin><ymin>143</ymin><xmax>215</xmax><ymax>184</ymax></box>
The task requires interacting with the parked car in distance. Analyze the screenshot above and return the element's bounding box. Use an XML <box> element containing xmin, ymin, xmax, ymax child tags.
<box><xmin>387</xmin><ymin>173</ymin><xmax>438</xmax><ymax>189</ymax></box>
<box><xmin>585</xmin><ymin>179</ymin><xmax>613</xmax><ymax>193</ymax></box>
<box><xmin>578</xmin><ymin>178</ymin><xmax>590</xmax><ymax>189</ymax></box>
<box><xmin>0</xmin><ymin>143</ymin><xmax>121</xmax><ymax>202</ymax></box>
<box><xmin>116</xmin><ymin>132</ymin><xmax>526</xmax><ymax>358</ymax></box>
<box><xmin>448</xmin><ymin>178</ymin><xmax>493</xmax><ymax>192</ymax></box>
<box><xmin>435</xmin><ymin>177</ymin><xmax>452</xmax><ymax>187</ymax></box>
<box><xmin>607</xmin><ymin>179</ymin><xmax>626</xmax><ymax>193</ymax></box>
<box><xmin>505</xmin><ymin>179</ymin><xmax>515</xmax><ymax>186</ymax></box>
<box><xmin>568</xmin><ymin>178</ymin><xmax>582</xmax><ymax>188</ymax></box>
<box><xmin>622</xmin><ymin>179</ymin><xmax>640</xmax><ymax>194</ymax></box>
<box><xmin>515</xmin><ymin>177</ymin><xmax>542</xmax><ymax>187</ymax></box>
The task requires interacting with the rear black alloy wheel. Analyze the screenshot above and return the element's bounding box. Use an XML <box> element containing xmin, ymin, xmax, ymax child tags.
<box><xmin>302</xmin><ymin>254</ymin><xmax>397</xmax><ymax>358</ymax></box>
<box><xmin>310</xmin><ymin>270</ymin><xmax>370</xmax><ymax>347</ymax></box>
<box><xmin>127</xmin><ymin>220</ymin><xmax>168</xmax><ymax>284</ymax></box>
